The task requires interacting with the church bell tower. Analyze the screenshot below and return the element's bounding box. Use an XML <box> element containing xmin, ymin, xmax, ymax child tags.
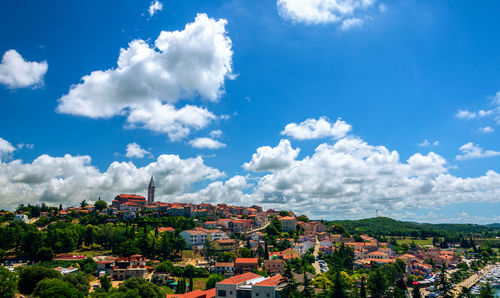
<box><xmin>148</xmin><ymin>176</ymin><xmax>155</xmax><ymax>203</ymax></box>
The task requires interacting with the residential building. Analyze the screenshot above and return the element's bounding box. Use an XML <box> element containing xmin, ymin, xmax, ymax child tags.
<box><xmin>13</xmin><ymin>213</ymin><xmax>28</xmax><ymax>222</ymax></box>
<box><xmin>214</xmin><ymin>239</ymin><xmax>238</xmax><ymax>253</ymax></box>
<box><xmin>180</xmin><ymin>230</ymin><xmax>208</xmax><ymax>248</ymax></box>
<box><xmin>215</xmin><ymin>273</ymin><xmax>285</xmax><ymax>298</ymax></box>
<box><xmin>234</xmin><ymin>258</ymin><xmax>258</xmax><ymax>274</ymax></box>
<box><xmin>279</xmin><ymin>216</ymin><xmax>297</xmax><ymax>232</ymax></box>
<box><xmin>263</xmin><ymin>259</ymin><xmax>285</xmax><ymax>275</ymax></box>
<box><xmin>212</xmin><ymin>262</ymin><xmax>235</xmax><ymax>276</ymax></box>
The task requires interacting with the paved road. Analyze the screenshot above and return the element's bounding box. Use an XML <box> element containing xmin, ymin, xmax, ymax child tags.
<box><xmin>451</xmin><ymin>265</ymin><xmax>493</xmax><ymax>296</ymax></box>
<box><xmin>312</xmin><ymin>237</ymin><xmax>321</xmax><ymax>275</ymax></box>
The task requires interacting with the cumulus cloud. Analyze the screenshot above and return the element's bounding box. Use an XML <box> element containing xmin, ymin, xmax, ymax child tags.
<box><xmin>245</xmin><ymin>136</ymin><xmax>500</xmax><ymax>219</ymax></box>
<box><xmin>243</xmin><ymin>139</ymin><xmax>300</xmax><ymax>172</ymax></box>
<box><xmin>177</xmin><ymin>175</ymin><xmax>251</xmax><ymax>205</ymax></box>
<box><xmin>148</xmin><ymin>0</ymin><xmax>163</xmax><ymax>16</ymax></box>
<box><xmin>189</xmin><ymin>137</ymin><xmax>226</xmax><ymax>149</ymax></box>
<box><xmin>418</xmin><ymin>139</ymin><xmax>439</xmax><ymax>147</ymax></box>
<box><xmin>0</xmin><ymin>144</ymin><xmax>222</xmax><ymax>209</ymax></box>
<box><xmin>57</xmin><ymin>13</ymin><xmax>233</xmax><ymax>141</ymax></box>
<box><xmin>277</xmin><ymin>0</ymin><xmax>379</xmax><ymax>28</ymax></box>
<box><xmin>0</xmin><ymin>50</ymin><xmax>48</xmax><ymax>89</ymax></box>
<box><xmin>341</xmin><ymin>18</ymin><xmax>363</xmax><ymax>30</ymax></box>
<box><xmin>281</xmin><ymin>117</ymin><xmax>351</xmax><ymax>140</ymax></box>
<box><xmin>456</xmin><ymin>142</ymin><xmax>500</xmax><ymax>161</ymax></box>
<box><xmin>125</xmin><ymin>143</ymin><xmax>151</xmax><ymax>158</ymax></box>
<box><xmin>479</xmin><ymin>126</ymin><xmax>494</xmax><ymax>133</ymax></box>
<box><xmin>455</xmin><ymin>109</ymin><xmax>476</xmax><ymax>119</ymax></box>
<box><xmin>209</xmin><ymin>129</ymin><xmax>223</xmax><ymax>139</ymax></box>
<box><xmin>0</xmin><ymin>138</ymin><xmax>16</xmax><ymax>160</ymax></box>
<box><xmin>456</xmin><ymin>92</ymin><xmax>500</xmax><ymax>128</ymax></box>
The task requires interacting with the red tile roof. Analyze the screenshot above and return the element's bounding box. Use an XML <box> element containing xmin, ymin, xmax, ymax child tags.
<box><xmin>218</xmin><ymin>272</ymin><xmax>261</xmax><ymax>285</ymax></box>
<box><xmin>235</xmin><ymin>258</ymin><xmax>258</xmax><ymax>264</ymax></box>
<box><xmin>255</xmin><ymin>274</ymin><xmax>283</xmax><ymax>287</ymax></box>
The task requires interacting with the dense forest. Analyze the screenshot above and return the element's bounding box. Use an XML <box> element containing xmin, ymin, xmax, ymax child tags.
<box><xmin>328</xmin><ymin>217</ymin><xmax>500</xmax><ymax>238</ymax></box>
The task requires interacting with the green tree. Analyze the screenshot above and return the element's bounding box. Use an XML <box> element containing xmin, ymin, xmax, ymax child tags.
<box><xmin>33</xmin><ymin>278</ymin><xmax>81</xmax><ymax>298</ymax></box>
<box><xmin>155</xmin><ymin>260</ymin><xmax>173</xmax><ymax>273</ymax></box>
<box><xmin>94</xmin><ymin>199</ymin><xmax>107</xmax><ymax>211</ymax></box>
<box><xmin>206</xmin><ymin>274</ymin><xmax>225</xmax><ymax>289</ymax></box>
<box><xmin>99</xmin><ymin>275</ymin><xmax>112</xmax><ymax>292</ymax></box>
<box><xmin>62</xmin><ymin>272</ymin><xmax>90</xmax><ymax>294</ymax></box>
<box><xmin>360</xmin><ymin>276</ymin><xmax>367</xmax><ymax>298</ymax></box>
<box><xmin>18</xmin><ymin>266</ymin><xmax>61</xmax><ymax>294</ymax></box>
<box><xmin>330</xmin><ymin>269</ymin><xmax>349</xmax><ymax>298</ymax></box>
<box><xmin>80</xmin><ymin>200</ymin><xmax>88</xmax><ymax>208</ymax></box>
<box><xmin>302</xmin><ymin>269</ymin><xmax>314</xmax><ymax>298</ymax></box>
<box><xmin>37</xmin><ymin>247</ymin><xmax>54</xmax><ymax>262</ymax></box>
<box><xmin>119</xmin><ymin>277</ymin><xmax>162</xmax><ymax>298</ymax></box>
<box><xmin>0</xmin><ymin>266</ymin><xmax>17</xmax><ymax>298</ymax></box>
<box><xmin>457</xmin><ymin>286</ymin><xmax>472</xmax><ymax>298</ymax></box>
<box><xmin>368</xmin><ymin>267</ymin><xmax>388</xmax><ymax>298</ymax></box>
<box><xmin>479</xmin><ymin>283</ymin><xmax>494</xmax><ymax>298</ymax></box>
<box><xmin>411</xmin><ymin>286</ymin><xmax>421</xmax><ymax>298</ymax></box>
<box><xmin>438</xmin><ymin>266</ymin><xmax>452</xmax><ymax>298</ymax></box>
<box><xmin>281</xmin><ymin>264</ymin><xmax>299</xmax><ymax>297</ymax></box>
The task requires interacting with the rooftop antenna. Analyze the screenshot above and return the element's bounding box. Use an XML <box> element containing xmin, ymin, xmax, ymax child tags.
<box><xmin>376</xmin><ymin>209</ymin><xmax>379</xmax><ymax>217</ymax></box>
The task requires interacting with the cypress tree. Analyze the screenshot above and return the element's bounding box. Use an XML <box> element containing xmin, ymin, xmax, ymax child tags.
<box><xmin>302</xmin><ymin>269</ymin><xmax>314</xmax><ymax>297</ymax></box>
<box><xmin>360</xmin><ymin>276</ymin><xmax>366</xmax><ymax>298</ymax></box>
<box><xmin>412</xmin><ymin>286</ymin><xmax>422</xmax><ymax>298</ymax></box>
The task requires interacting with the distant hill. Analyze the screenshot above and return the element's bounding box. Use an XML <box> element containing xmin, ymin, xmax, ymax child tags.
<box><xmin>327</xmin><ymin>217</ymin><xmax>500</xmax><ymax>237</ymax></box>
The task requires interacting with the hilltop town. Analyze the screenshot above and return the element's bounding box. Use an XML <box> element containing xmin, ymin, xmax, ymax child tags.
<box><xmin>0</xmin><ymin>178</ymin><xmax>498</xmax><ymax>298</ymax></box>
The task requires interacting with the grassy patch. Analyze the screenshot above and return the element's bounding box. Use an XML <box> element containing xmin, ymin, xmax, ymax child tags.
<box><xmin>71</xmin><ymin>249</ymin><xmax>112</xmax><ymax>257</ymax></box>
<box><xmin>182</xmin><ymin>250</ymin><xmax>196</xmax><ymax>259</ymax></box>
<box><xmin>159</xmin><ymin>286</ymin><xmax>175</xmax><ymax>295</ymax></box>
<box><xmin>192</xmin><ymin>278</ymin><xmax>208</xmax><ymax>291</ymax></box>
<box><xmin>396</xmin><ymin>237</ymin><xmax>433</xmax><ymax>246</ymax></box>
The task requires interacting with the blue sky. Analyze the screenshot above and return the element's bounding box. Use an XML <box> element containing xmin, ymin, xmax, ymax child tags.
<box><xmin>0</xmin><ymin>0</ymin><xmax>499</xmax><ymax>223</ymax></box>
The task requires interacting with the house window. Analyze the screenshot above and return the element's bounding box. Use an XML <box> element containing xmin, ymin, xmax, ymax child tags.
<box><xmin>217</xmin><ymin>290</ymin><xmax>227</xmax><ymax>297</ymax></box>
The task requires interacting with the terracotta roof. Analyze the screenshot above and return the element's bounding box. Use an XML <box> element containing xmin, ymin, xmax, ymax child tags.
<box><xmin>116</xmin><ymin>194</ymin><xmax>146</xmax><ymax>200</ymax></box>
<box><xmin>235</xmin><ymin>258</ymin><xmax>258</xmax><ymax>264</ymax></box>
<box><xmin>166</xmin><ymin>288</ymin><xmax>215</xmax><ymax>298</ymax></box>
<box><xmin>215</xmin><ymin>262</ymin><xmax>234</xmax><ymax>267</ymax></box>
<box><xmin>279</xmin><ymin>216</ymin><xmax>296</xmax><ymax>221</ymax></box>
<box><xmin>218</xmin><ymin>272</ymin><xmax>261</xmax><ymax>285</ymax></box>
<box><xmin>158</xmin><ymin>227</ymin><xmax>175</xmax><ymax>232</ymax></box>
<box><xmin>255</xmin><ymin>274</ymin><xmax>283</xmax><ymax>287</ymax></box>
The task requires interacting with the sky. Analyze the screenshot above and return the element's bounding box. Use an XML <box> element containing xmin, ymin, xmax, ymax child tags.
<box><xmin>0</xmin><ymin>0</ymin><xmax>499</xmax><ymax>224</ymax></box>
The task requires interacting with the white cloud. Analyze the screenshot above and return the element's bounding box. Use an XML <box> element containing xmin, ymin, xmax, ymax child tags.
<box><xmin>281</xmin><ymin>117</ymin><xmax>351</xmax><ymax>140</ymax></box>
<box><xmin>0</xmin><ymin>138</ymin><xmax>16</xmax><ymax>160</ymax></box>
<box><xmin>478</xmin><ymin>110</ymin><xmax>494</xmax><ymax>117</ymax></box>
<box><xmin>0</xmin><ymin>144</ymin><xmax>222</xmax><ymax>209</ymax></box>
<box><xmin>189</xmin><ymin>137</ymin><xmax>226</xmax><ymax>149</ymax></box>
<box><xmin>479</xmin><ymin>126</ymin><xmax>494</xmax><ymax>133</ymax></box>
<box><xmin>277</xmin><ymin>0</ymin><xmax>378</xmax><ymax>27</ymax></box>
<box><xmin>125</xmin><ymin>102</ymin><xmax>216</xmax><ymax>141</ymax></box>
<box><xmin>456</xmin><ymin>142</ymin><xmax>500</xmax><ymax>161</ymax></box>
<box><xmin>341</xmin><ymin>18</ymin><xmax>363</xmax><ymax>30</ymax></box>
<box><xmin>0</xmin><ymin>50</ymin><xmax>48</xmax><ymax>89</ymax></box>
<box><xmin>243</xmin><ymin>139</ymin><xmax>300</xmax><ymax>172</ymax></box>
<box><xmin>455</xmin><ymin>109</ymin><xmax>476</xmax><ymax>119</ymax></box>
<box><xmin>418</xmin><ymin>139</ymin><xmax>430</xmax><ymax>147</ymax></box>
<box><xmin>125</xmin><ymin>143</ymin><xmax>151</xmax><ymax>158</ymax></box>
<box><xmin>209</xmin><ymin>129</ymin><xmax>223</xmax><ymax>139</ymax></box>
<box><xmin>3</xmin><ymin>130</ymin><xmax>500</xmax><ymax>221</ymax></box>
<box><xmin>57</xmin><ymin>13</ymin><xmax>233</xmax><ymax>141</ymax></box>
<box><xmin>148</xmin><ymin>0</ymin><xmax>163</xmax><ymax>17</ymax></box>
<box><xmin>418</xmin><ymin>139</ymin><xmax>439</xmax><ymax>147</ymax></box>
<box><xmin>176</xmin><ymin>175</ymin><xmax>251</xmax><ymax>205</ymax></box>
<box><xmin>244</xmin><ymin>136</ymin><xmax>500</xmax><ymax>219</ymax></box>
<box><xmin>17</xmin><ymin>143</ymin><xmax>35</xmax><ymax>150</ymax></box>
